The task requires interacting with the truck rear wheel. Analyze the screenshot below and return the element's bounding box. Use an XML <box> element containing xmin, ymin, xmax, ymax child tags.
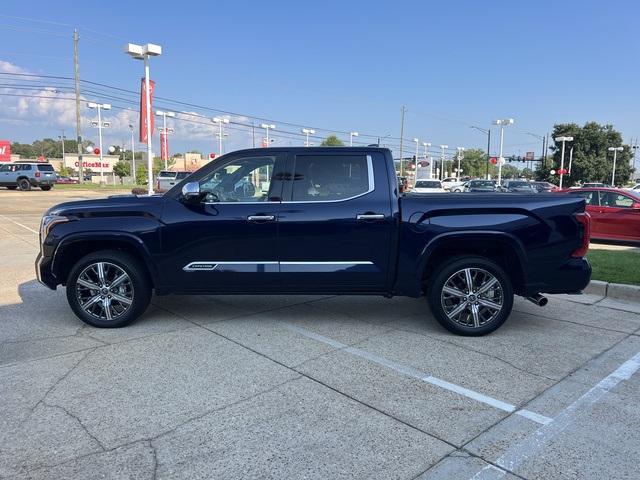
<box><xmin>427</xmin><ymin>256</ymin><xmax>513</xmax><ymax>336</ymax></box>
<box><xmin>66</xmin><ymin>250</ymin><xmax>152</xmax><ymax>328</ymax></box>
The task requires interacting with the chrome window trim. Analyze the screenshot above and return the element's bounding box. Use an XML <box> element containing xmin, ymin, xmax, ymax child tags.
<box><xmin>282</xmin><ymin>154</ymin><xmax>375</xmax><ymax>204</ymax></box>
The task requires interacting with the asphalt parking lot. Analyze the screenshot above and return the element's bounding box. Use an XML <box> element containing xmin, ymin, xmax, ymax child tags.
<box><xmin>1</xmin><ymin>189</ymin><xmax>640</xmax><ymax>480</ymax></box>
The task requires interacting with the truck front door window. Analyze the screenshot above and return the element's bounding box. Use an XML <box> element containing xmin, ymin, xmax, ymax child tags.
<box><xmin>199</xmin><ymin>156</ymin><xmax>276</xmax><ymax>203</ymax></box>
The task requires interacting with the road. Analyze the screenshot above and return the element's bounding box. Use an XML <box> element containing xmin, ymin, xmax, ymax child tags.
<box><xmin>1</xmin><ymin>188</ymin><xmax>640</xmax><ymax>479</ymax></box>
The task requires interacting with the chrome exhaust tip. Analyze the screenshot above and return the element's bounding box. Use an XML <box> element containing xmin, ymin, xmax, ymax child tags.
<box><xmin>525</xmin><ymin>294</ymin><xmax>548</xmax><ymax>307</ymax></box>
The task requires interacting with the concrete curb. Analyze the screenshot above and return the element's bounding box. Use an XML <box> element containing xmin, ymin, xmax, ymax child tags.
<box><xmin>584</xmin><ymin>280</ymin><xmax>640</xmax><ymax>304</ymax></box>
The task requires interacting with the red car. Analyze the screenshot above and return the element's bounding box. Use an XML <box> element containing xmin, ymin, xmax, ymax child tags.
<box><xmin>562</xmin><ymin>187</ymin><xmax>640</xmax><ymax>243</ymax></box>
<box><xmin>55</xmin><ymin>176</ymin><xmax>79</xmax><ymax>184</ymax></box>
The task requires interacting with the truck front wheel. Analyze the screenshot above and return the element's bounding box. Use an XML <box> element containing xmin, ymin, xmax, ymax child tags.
<box><xmin>427</xmin><ymin>256</ymin><xmax>513</xmax><ymax>336</ymax></box>
<box><xmin>66</xmin><ymin>250</ymin><xmax>152</xmax><ymax>328</ymax></box>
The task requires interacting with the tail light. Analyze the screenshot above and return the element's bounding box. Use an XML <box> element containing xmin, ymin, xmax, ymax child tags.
<box><xmin>571</xmin><ymin>212</ymin><xmax>591</xmax><ymax>258</ymax></box>
<box><xmin>35</xmin><ymin>170</ymin><xmax>41</xmax><ymax>178</ymax></box>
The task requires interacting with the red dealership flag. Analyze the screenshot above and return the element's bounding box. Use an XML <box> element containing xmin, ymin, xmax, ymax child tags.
<box><xmin>0</xmin><ymin>140</ymin><xmax>10</xmax><ymax>162</ymax></box>
<box><xmin>160</xmin><ymin>131</ymin><xmax>168</xmax><ymax>161</ymax></box>
<box><xmin>139</xmin><ymin>78</ymin><xmax>156</xmax><ymax>143</ymax></box>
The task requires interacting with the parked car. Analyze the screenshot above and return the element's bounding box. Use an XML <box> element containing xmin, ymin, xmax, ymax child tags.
<box><xmin>156</xmin><ymin>171</ymin><xmax>191</xmax><ymax>191</ymax></box>
<box><xmin>441</xmin><ymin>176</ymin><xmax>469</xmax><ymax>191</ymax></box>
<box><xmin>581</xmin><ymin>182</ymin><xmax>607</xmax><ymax>188</ymax></box>
<box><xmin>56</xmin><ymin>176</ymin><xmax>79</xmax><ymax>185</ymax></box>
<box><xmin>464</xmin><ymin>180</ymin><xmax>498</xmax><ymax>192</ymax></box>
<box><xmin>563</xmin><ymin>187</ymin><xmax>640</xmax><ymax>244</ymax></box>
<box><xmin>451</xmin><ymin>182</ymin><xmax>468</xmax><ymax>193</ymax></box>
<box><xmin>500</xmin><ymin>180</ymin><xmax>536</xmax><ymax>193</ymax></box>
<box><xmin>532</xmin><ymin>181</ymin><xmax>559</xmax><ymax>193</ymax></box>
<box><xmin>0</xmin><ymin>162</ymin><xmax>56</xmax><ymax>191</ymax></box>
<box><xmin>411</xmin><ymin>179</ymin><xmax>446</xmax><ymax>193</ymax></box>
<box><xmin>37</xmin><ymin>147</ymin><xmax>591</xmax><ymax>336</ymax></box>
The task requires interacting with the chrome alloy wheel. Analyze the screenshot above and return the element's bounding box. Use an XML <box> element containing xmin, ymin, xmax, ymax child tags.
<box><xmin>75</xmin><ymin>262</ymin><xmax>134</xmax><ymax>321</ymax></box>
<box><xmin>440</xmin><ymin>267</ymin><xmax>504</xmax><ymax>328</ymax></box>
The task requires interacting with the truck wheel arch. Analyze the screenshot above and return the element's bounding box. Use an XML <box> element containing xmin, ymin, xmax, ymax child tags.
<box><xmin>418</xmin><ymin>231</ymin><xmax>528</xmax><ymax>295</ymax></box>
<box><xmin>52</xmin><ymin>233</ymin><xmax>159</xmax><ymax>289</ymax></box>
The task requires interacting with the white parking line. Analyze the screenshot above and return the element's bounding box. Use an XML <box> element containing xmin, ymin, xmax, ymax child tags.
<box><xmin>284</xmin><ymin>323</ymin><xmax>552</xmax><ymax>425</ymax></box>
<box><xmin>0</xmin><ymin>214</ymin><xmax>38</xmax><ymax>234</ymax></box>
<box><xmin>469</xmin><ymin>350</ymin><xmax>640</xmax><ymax>479</ymax></box>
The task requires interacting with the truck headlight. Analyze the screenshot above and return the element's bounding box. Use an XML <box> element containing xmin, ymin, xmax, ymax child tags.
<box><xmin>40</xmin><ymin>214</ymin><xmax>69</xmax><ymax>240</ymax></box>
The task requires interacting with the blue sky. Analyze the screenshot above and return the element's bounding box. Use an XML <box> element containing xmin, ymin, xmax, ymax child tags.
<box><xmin>0</xmin><ymin>0</ymin><xmax>638</xmax><ymax>160</ymax></box>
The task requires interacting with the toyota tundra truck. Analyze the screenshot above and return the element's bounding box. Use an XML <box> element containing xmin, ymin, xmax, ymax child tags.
<box><xmin>36</xmin><ymin>147</ymin><xmax>591</xmax><ymax>335</ymax></box>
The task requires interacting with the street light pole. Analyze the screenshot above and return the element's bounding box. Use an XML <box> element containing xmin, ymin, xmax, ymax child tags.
<box><xmin>608</xmin><ymin>146</ymin><xmax>624</xmax><ymax>186</ymax></box>
<box><xmin>58</xmin><ymin>130</ymin><xmax>65</xmax><ymax>163</ymax></box>
<box><xmin>439</xmin><ymin>145</ymin><xmax>448</xmax><ymax>180</ymax></box>
<box><xmin>129</xmin><ymin>124</ymin><xmax>136</xmax><ymax>184</ymax></box>
<box><xmin>87</xmin><ymin>102</ymin><xmax>111</xmax><ymax>185</ymax></box>
<box><xmin>555</xmin><ymin>136</ymin><xmax>573</xmax><ymax>189</ymax></box>
<box><xmin>422</xmin><ymin>142</ymin><xmax>432</xmax><ymax>179</ymax></box>
<box><xmin>413</xmin><ymin>138</ymin><xmax>419</xmax><ymax>183</ymax></box>
<box><xmin>213</xmin><ymin>117</ymin><xmax>230</xmax><ymax>154</ymax></box>
<box><xmin>456</xmin><ymin>147</ymin><xmax>464</xmax><ymax>180</ymax></box>
<box><xmin>350</xmin><ymin>131</ymin><xmax>359</xmax><ymax>146</ymax></box>
<box><xmin>493</xmin><ymin>118</ymin><xmax>514</xmax><ymax>186</ymax></box>
<box><xmin>156</xmin><ymin>110</ymin><xmax>175</xmax><ymax>170</ymax></box>
<box><xmin>260</xmin><ymin>123</ymin><xmax>276</xmax><ymax>146</ymax></box>
<box><xmin>125</xmin><ymin>43</ymin><xmax>162</xmax><ymax>195</ymax></box>
<box><xmin>302</xmin><ymin>128</ymin><xmax>315</xmax><ymax>147</ymax></box>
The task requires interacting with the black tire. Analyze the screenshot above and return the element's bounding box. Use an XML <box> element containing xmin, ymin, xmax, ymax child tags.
<box><xmin>40</xmin><ymin>185</ymin><xmax>52</xmax><ymax>191</ymax></box>
<box><xmin>17</xmin><ymin>178</ymin><xmax>31</xmax><ymax>191</ymax></box>
<box><xmin>427</xmin><ymin>256</ymin><xmax>513</xmax><ymax>336</ymax></box>
<box><xmin>66</xmin><ymin>250</ymin><xmax>152</xmax><ymax>328</ymax></box>
<box><xmin>7</xmin><ymin>186</ymin><xmax>17</xmax><ymax>190</ymax></box>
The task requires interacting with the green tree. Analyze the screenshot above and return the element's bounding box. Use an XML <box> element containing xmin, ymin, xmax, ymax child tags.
<box><xmin>501</xmin><ymin>164</ymin><xmax>520</xmax><ymax>179</ymax></box>
<box><xmin>459</xmin><ymin>148</ymin><xmax>497</xmax><ymax>178</ymax></box>
<box><xmin>58</xmin><ymin>166</ymin><xmax>74</xmax><ymax>177</ymax></box>
<box><xmin>113</xmin><ymin>161</ymin><xmax>131</xmax><ymax>184</ymax></box>
<box><xmin>11</xmin><ymin>138</ymin><xmax>82</xmax><ymax>159</ymax></box>
<box><xmin>320</xmin><ymin>135</ymin><xmax>345</xmax><ymax>146</ymax></box>
<box><xmin>521</xmin><ymin>167</ymin><xmax>534</xmax><ymax>179</ymax></box>
<box><xmin>136</xmin><ymin>164</ymin><xmax>147</xmax><ymax>185</ymax></box>
<box><xmin>536</xmin><ymin>122</ymin><xmax>634</xmax><ymax>186</ymax></box>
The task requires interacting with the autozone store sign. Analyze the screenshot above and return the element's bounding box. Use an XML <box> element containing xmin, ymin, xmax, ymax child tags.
<box><xmin>0</xmin><ymin>140</ymin><xmax>10</xmax><ymax>162</ymax></box>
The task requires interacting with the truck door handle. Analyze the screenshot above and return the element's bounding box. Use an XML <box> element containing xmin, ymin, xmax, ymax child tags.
<box><xmin>356</xmin><ymin>213</ymin><xmax>385</xmax><ymax>221</ymax></box>
<box><xmin>247</xmin><ymin>215</ymin><xmax>276</xmax><ymax>222</ymax></box>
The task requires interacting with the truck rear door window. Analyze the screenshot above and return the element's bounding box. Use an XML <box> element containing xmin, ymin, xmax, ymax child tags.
<box><xmin>291</xmin><ymin>154</ymin><xmax>372</xmax><ymax>202</ymax></box>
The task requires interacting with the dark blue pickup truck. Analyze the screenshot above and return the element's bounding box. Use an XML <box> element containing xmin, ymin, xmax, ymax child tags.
<box><xmin>36</xmin><ymin>147</ymin><xmax>591</xmax><ymax>335</ymax></box>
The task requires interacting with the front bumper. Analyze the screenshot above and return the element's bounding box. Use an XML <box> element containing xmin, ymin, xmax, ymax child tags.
<box><xmin>35</xmin><ymin>252</ymin><xmax>57</xmax><ymax>290</ymax></box>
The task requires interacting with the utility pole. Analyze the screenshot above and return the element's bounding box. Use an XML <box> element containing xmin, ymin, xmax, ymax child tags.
<box><xmin>399</xmin><ymin>106</ymin><xmax>406</xmax><ymax>177</ymax></box>
<box><xmin>73</xmin><ymin>29</ymin><xmax>83</xmax><ymax>183</ymax></box>
<box><xmin>252</xmin><ymin>122</ymin><xmax>256</xmax><ymax>148</ymax></box>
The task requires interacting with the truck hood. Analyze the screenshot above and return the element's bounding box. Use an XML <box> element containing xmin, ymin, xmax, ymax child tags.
<box><xmin>46</xmin><ymin>194</ymin><xmax>166</xmax><ymax>218</ymax></box>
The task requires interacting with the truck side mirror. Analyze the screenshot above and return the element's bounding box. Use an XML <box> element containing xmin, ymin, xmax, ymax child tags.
<box><xmin>181</xmin><ymin>181</ymin><xmax>201</xmax><ymax>201</ymax></box>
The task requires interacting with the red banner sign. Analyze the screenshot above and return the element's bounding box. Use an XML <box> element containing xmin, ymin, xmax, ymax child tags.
<box><xmin>0</xmin><ymin>140</ymin><xmax>11</xmax><ymax>162</ymax></box>
<box><xmin>139</xmin><ymin>78</ymin><xmax>156</xmax><ymax>143</ymax></box>
<box><xmin>160</xmin><ymin>131</ymin><xmax>168</xmax><ymax>161</ymax></box>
